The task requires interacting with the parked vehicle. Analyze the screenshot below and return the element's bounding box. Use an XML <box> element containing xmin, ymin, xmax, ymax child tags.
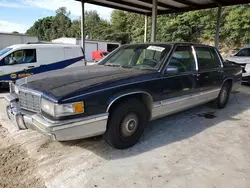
<box><xmin>227</xmin><ymin>46</ymin><xmax>250</xmax><ymax>83</ymax></box>
<box><xmin>92</xmin><ymin>50</ymin><xmax>109</xmax><ymax>62</ymax></box>
<box><xmin>0</xmin><ymin>43</ymin><xmax>84</xmax><ymax>84</ymax></box>
<box><xmin>6</xmin><ymin>43</ymin><xmax>242</xmax><ymax>149</ymax></box>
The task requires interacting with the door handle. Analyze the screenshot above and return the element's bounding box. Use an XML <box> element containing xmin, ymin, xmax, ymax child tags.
<box><xmin>27</xmin><ymin>66</ymin><xmax>35</xmax><ymax>68</ymax></box>
<box><xmin>192</xmin><ymin>73</ymin><xmax>200</xmax><ymax>76</ymax></box>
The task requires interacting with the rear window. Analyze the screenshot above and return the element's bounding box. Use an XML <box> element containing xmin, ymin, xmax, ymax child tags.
<box><xmin>196</xmin><ymin>47</ymin><xmax>217</xmax><ymax>70</ymax></box>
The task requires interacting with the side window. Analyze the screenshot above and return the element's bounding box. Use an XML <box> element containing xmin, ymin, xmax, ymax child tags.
<box><xmin>3</xmin><ymin>49</ymin><xmax>36</xmax><ymax>65</ymax></box>
<box><xmin>168</xmin><ymin>46</ymin><xmax>196</xmax><ymax>73</ymax></box>
<box><xmin>195</xmin><ymin>47</ymin><xmax>215</xmax><ymax>70</ymax></box>
<box><xmin>210</xmin><ymin>48</ymin><xmax>222</xmax><ymax>68</ymax></box>
<box><xmin>236</xmin><ymin>48</ymin><xmax>250</xmax><ymax>57</ymax></box>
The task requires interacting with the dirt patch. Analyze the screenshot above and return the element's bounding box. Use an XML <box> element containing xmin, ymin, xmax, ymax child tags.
<box><xmin>0</xmin><ymin>126</ymin><xmax>45</xmax><ymax>188</ymax></box>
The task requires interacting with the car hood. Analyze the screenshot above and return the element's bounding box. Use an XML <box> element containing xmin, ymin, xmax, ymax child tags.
<box><xmin>227</xmin><ymin>56</ymin><xmax>250</xmax><ymax>64</ymax></box>
<box><xmin>21</xmin><ymin>65</ymin><xmax>152</xmax><ymax>99</ymax></box>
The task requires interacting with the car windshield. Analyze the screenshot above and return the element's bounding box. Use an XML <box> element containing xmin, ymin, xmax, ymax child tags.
<box><xmin>235</xmin><ymin>48</ymin><xmax>250</xmax><ymax>57</ymax></box>
<box><xmin>101</xmin><ymin>44</ymin><xmax>172</xmax><ymax>70</ymax></box>
<box><xmin>0</xmin><ymin>48</ymin><xmax>12</xmax><ymax>57</ymax></box>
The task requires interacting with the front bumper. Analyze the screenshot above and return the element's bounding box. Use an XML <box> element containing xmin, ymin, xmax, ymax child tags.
<box><xmin>5</xmin><ymin>95</ymin><xmax>108</xmax><ymax>141</ymax></box>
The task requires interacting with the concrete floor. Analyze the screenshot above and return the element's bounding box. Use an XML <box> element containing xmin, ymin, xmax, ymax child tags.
<box><xmin>0</xmin><ymin>86</ymin><xmax>250</xmax><ymax>188</ymax></box>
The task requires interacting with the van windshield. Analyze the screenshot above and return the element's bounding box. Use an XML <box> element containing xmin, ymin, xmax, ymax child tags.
<box><xmin>0</xmin><ymin>48</ymin><xmax>12</xmax><ymax>57</ymax></box>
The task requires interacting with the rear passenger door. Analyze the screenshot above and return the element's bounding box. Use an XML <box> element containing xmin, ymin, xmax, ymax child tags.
<box><xmin>195</xmin><ymin>46</ymin><xmax>224</xmax><ymax>92</ymax></box>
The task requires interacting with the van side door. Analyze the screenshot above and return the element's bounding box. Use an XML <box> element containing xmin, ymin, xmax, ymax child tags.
<box><xmin>1</xmin><ymin>49</ymin><xmax>37</xmax><ymax>80</ymax></box>
<box><xmin>195</xmin><ymin>46</ymin><xmax>224</xmax><ymax>92</ymax></box>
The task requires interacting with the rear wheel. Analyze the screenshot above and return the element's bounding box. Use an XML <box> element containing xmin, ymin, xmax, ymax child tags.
<box><xmin>214</xmin><ymin>82</ymin><xmax>231</xmax><ymax>109</ymax></box>
<box><xmin>103</xmin><ymin>98</ymin><xmax>149</xmax><ymax>149</ymax></box>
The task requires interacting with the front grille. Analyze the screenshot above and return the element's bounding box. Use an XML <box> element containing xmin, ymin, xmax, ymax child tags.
<box><xmin>19</xmin><ymin>89</ymin><xmax>41</xmax><ymax>113</ymax></box>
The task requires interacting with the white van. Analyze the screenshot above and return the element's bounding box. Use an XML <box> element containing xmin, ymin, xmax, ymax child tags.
<box><xmin>0</xmin><ymin>43</ymin><xmax>84</xmax><ymax>83</ymax></box>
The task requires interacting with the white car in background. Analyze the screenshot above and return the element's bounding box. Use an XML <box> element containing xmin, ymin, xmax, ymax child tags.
<box><xmin>227</xmin><ymin>46</ymin><xmax>250</xmax><ymax>83</ymax></box>
<box><xmin>0</xmin><ymin>43</ymin><xmax>84</xmax><ymax>86</ymax></box>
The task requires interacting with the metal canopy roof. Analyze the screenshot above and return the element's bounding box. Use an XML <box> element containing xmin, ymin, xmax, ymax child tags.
<box><xmin>77</xmin><ymin>0</ymin><xmax>250</xmax><ymax>15</ymax></box>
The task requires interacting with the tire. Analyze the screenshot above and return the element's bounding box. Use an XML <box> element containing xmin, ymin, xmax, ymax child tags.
<box><xmin>214</xmin><ymin>82</ymin><xmax>231</xmax><ymax>109</ymax></box>
<box><xmin>103</xmin><ymin>98</ymin><xmax>149</xmax><ymax>149</ymax></box>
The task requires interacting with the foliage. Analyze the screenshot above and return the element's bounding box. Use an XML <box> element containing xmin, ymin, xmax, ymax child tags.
<box><xmin>26</xmin><ymin>5</ymin><xmax>250</xmax><ymax>47</ymax></box>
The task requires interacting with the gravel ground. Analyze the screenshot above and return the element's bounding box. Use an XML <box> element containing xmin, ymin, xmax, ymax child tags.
<box><xmin>0</xmin><ymin>86</ymin><xmax>250</xmax><ymax>188</ymax></box>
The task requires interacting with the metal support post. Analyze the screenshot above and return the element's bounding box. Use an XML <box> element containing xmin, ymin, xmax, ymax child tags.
<box><xmin>150</xmin><ymin>0</ymin><xmax>157</xmax><ymax>42</ymax></box>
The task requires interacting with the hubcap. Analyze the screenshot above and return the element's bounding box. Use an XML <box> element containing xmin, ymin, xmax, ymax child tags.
<box><xmin>220</xmin><ymin>87</ymin><xmax>228</xmax><ymax>103</ymax></box>
<box><xmin>120</xmin><ymin>113</ymin><xmax>139</xmax><ymax>137</ymax></box>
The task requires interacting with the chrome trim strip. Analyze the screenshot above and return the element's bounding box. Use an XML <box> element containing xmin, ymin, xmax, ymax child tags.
<box><xmin>192</xmin><ymin>46</ymin><xmax>199</xmax><ymax>71</ymax></box>
<box><xmin>106</xmin><ymin>91</ymin><xmax>153</xmax><ymax>112</ymax></box>
<box><xmin>214</xmin><ymin>48</ymin><xmax>224</xmax><ymax>68</ymax></box>
<box><xmin>155</xmin><ymin>89</ymin><xmax>220</xmax><ymax>107</ymax></box>
<box><xmin>31</xmin><ymin>113</ymin><xmax>109</xmax><ymax>130</ymax></box>
<box><xmin>151</xmin><ymin>88</ymin><xmax>220</xmax><ymax>120</ymax></box>
<box><xmin>4</xmin><ymin>94</ymin><xmax>17</xmax><ymax>103</ymax></box>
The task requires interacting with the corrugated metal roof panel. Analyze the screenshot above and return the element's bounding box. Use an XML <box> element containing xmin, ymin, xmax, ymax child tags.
<box><xmin>76</xmin><ymin>0</ymin><xmax>250</xmax><ymax>15</ymax></box>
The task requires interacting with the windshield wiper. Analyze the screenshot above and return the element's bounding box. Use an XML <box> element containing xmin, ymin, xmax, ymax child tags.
<box><xmin>104</xmin><ymin>63</ymin><xmax>121</xmax><ymax>67</ymax></box>
<box><xmin>120</xmin><ymin>65</ymin><xmax>133</xmax><ymax>69</ymax></box>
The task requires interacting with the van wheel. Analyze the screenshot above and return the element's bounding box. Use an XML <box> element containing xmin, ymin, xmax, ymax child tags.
<box><xmin>103</xmin><ymin>98</ymin><xmax>149</xmax><ymax>149</ymax></box>
<box><xmin>214</xmin><ymin>82</ymin><xmax>231</xmax><ymax>109</ymax></box>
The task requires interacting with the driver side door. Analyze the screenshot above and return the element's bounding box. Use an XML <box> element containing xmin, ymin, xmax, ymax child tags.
<box><xmin>152</xmin><ymin>45</ymin><xmax>199</xmax><ymax>119</ymax></box>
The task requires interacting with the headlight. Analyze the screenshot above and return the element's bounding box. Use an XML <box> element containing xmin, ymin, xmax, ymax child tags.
<box><xmin>41</xmin><ymin>98</ymin><xmax>84</xmax><ymax>117</ymax></box>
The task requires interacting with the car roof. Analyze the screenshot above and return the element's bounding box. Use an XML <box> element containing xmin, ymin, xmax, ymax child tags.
<box><xmin>8</xmin><ymin>43</ymin><xmax>81</xmax><ymax>50</ymax></box>
<box><xmin>121</xmin><ymin>42</ymin><xmax>215</xmax><ymax>48</ymax></box>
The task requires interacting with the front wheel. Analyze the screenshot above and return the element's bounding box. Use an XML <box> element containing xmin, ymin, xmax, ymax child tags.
<box><xmin>214</xmin><ymin>82</ymin><xmax>231</xmax><ymax>109</ymax></box>
<box><xmin>103</xmin><ymin>98</ymin><xmax>149</xmax><ymax>149</ymax></box>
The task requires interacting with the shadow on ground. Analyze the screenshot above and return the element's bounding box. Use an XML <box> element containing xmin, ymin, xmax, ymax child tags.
<box><xmin>61</xmin><ymin>86</ymin><xmax>250</xmax><ymax>160</ymax></box>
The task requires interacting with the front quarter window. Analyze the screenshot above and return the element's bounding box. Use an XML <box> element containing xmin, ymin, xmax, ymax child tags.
<box><xmin>101</xmin><ymin>44</ymin><xmax>172</xmax><ymax>70</ymax></box>
<box><xmin>0</xmin><ymin>48</ymin><xmax>12</xmax><ymax>57</ymax></box>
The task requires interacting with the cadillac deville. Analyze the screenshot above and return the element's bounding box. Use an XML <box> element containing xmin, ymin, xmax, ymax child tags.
<box><xmin>6</xmin><ymin>43</ymin><xmax>242</xmax><ymax>149</ymax></box>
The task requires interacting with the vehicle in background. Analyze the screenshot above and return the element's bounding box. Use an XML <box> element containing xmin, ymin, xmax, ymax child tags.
<box><xmin>6</xmin><ymin>43</ymin><xmax>242</xmax><ymax>149</ymax></box>
<box><xmin>227</xmin><ymin>46</ymin><xmax>250</xmax><ymax>83</ymax></box>
<box><xmin>0</xmin><ymin>43</ymin><xmax>84</xmax><ymax>85</ymax></box>
<box><xmin>51</xmin><ymin>38</ymin><xmax>120</xmax><ymax>62</ymax></box>
<box><xmin>92</xmin><ymin>50</ymin><xmax>109</xmax><ymax>62</ymax></box>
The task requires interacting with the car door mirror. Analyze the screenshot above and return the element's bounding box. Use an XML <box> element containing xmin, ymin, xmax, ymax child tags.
<box><xmin>165</xmin><ymin>66</ymin><xmax>179</xmax><ymax>75</ymax></box>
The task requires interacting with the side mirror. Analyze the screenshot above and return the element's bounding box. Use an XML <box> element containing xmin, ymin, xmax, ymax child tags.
<box><xmin>165</xmin><ymin>66</ymin><xmax>179</xmax><ymax>75</ymax></box>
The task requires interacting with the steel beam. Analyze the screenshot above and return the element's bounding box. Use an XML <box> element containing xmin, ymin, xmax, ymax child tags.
<box><xmin>215</xmin><ymin>4</ymin><xmax>222</xmax><ymax>48</ymax></box>
<box><xmin>144</xmin><ymin>15</ymin><xmax>148</xmax><ymax>42</ymax></box>
<box><xmin>151</xmin><ymin>0</ymin><xmax>157</xmax><ymax>42</ymax></box>
<box><xmin>81</xmin><ymin>0</ymin><xmax>87</xmax><ymax>65</ymax></box>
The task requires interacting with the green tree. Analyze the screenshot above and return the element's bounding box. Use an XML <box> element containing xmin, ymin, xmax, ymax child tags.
<box><xmin>26</xmin><ymin>16</ymin><xmax>53</xmax><ymax>41</ymax></box>
<box><xmin>51</xmin><ymin>7</ymin><xmax>71</xmax><ymax>39</ymax></box>
<box><xmin>222</xmin><ymin>5</ymin><xmax>250</xmax><ymax>45</ymax></box>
